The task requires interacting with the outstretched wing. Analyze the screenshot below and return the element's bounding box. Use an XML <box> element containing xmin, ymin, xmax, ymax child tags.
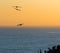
<box><xmin>15</xmin><ymin>8</ymin><xmax>21</xmax><ymax>11</ymax></box>
<box><xmin>12</xmin><ymin>6</ymin><xmax>21</xmax><ymax>8</ymax></box>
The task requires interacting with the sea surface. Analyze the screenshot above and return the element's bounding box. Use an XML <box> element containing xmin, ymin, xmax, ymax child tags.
<box><xmin>0</xmin><ymin>27</ymin><xmax>60</xmax><ymax>53</ymax></box>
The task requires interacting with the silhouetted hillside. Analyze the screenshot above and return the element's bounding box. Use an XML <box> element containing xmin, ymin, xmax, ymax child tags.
<box><xmin>40</xmin><ymin>45</ymin><xmax>60</xmax><ymax>53</ymax></box>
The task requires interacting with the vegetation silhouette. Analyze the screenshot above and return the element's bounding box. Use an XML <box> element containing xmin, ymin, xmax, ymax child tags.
<box><xmin>39</xmin><ymin>45</ymin><xmax>60</xmax><ymax>53</ymax></box>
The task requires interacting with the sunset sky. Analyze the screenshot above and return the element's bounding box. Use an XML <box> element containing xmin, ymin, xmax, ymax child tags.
<box><xmin>0</xmin><ymin>0</ymin><xmax>60</xmax><ymax>27</ymax></box>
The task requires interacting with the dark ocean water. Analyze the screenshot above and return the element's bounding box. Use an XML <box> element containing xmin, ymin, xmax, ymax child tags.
<box><xmin>0</xmin><ymin>27</ymin><xmax>60</xmax><ymax>53</ymax></box>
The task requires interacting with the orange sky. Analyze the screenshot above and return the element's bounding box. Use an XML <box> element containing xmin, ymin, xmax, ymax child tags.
<box><xmin>0</xmin><ymin>0</ymin><xmax>60</xmax><ymax>27</ymax></box>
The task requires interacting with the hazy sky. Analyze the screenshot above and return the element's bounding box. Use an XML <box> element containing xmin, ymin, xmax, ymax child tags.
<box><xmin>0</xmin><ymin>0</ymin><xmax>60</xmax><ymax>27</ymax></box>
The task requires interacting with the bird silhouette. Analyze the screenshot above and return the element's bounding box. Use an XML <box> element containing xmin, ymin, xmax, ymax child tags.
<box><xmin>17</xmin><ymin>23</ymin><xmax>24</xmax><ymax>26</ymax></box>
<box><xmin>12</xmin><ymin>6</ymin><xmax>22</xmax><ymax>11</ymax></box>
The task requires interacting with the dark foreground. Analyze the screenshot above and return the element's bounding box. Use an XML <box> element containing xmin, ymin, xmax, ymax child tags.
<box><xmin>40</xmin><ymin>45</ymin><xmax>60</xmax><ymax>53</ymax></box>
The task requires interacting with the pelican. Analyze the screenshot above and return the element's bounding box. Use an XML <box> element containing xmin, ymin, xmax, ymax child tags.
<box><xmin>17</xmin><ymin>23</ymin><xmax>23</xmax><ymax>26</ymax></box>
<box><xmin>12</xmin><ymin>6</ymin><xmax>22</xmax><ymax>11</ymax></box>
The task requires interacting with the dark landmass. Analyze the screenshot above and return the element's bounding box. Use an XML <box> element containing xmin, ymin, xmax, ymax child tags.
<box><xmin>40</xmin><ymin>45</ymin><xmax>60</xmax><ymax>53</ymax></box>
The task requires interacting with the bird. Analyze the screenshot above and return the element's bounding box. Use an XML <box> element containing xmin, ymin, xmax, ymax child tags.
<box><xmin>12</xmin><ymin>6</ymin><xmax>22</xmax><ymax>11</ymax></box>
<box><xmin>17</xmin><ymin>23</ymin><xmax>24</xmax><ymax>26</ymax></box>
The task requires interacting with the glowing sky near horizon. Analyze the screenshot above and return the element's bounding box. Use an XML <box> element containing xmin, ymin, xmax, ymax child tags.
<box><xmin>0</xmin><ymin>0</ymin><xmax>60</xmax><ymax>27</ymax></box>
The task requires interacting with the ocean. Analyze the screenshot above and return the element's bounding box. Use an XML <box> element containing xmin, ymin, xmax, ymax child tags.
<box><xmin>0</xmin><ymin>27</ymin><xmax>60</xmax><ymax>53</ymax></box>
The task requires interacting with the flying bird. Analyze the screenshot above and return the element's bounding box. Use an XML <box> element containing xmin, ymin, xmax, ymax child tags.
<box><xmin>12</xmin><ymin>6</ymin><xmax>22</xmax><ymax>11</ymax></box>
<box><xmin>17</xmin><ymin>23</ymin><xmax>24</xmax><ymax>26</ymax></box>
